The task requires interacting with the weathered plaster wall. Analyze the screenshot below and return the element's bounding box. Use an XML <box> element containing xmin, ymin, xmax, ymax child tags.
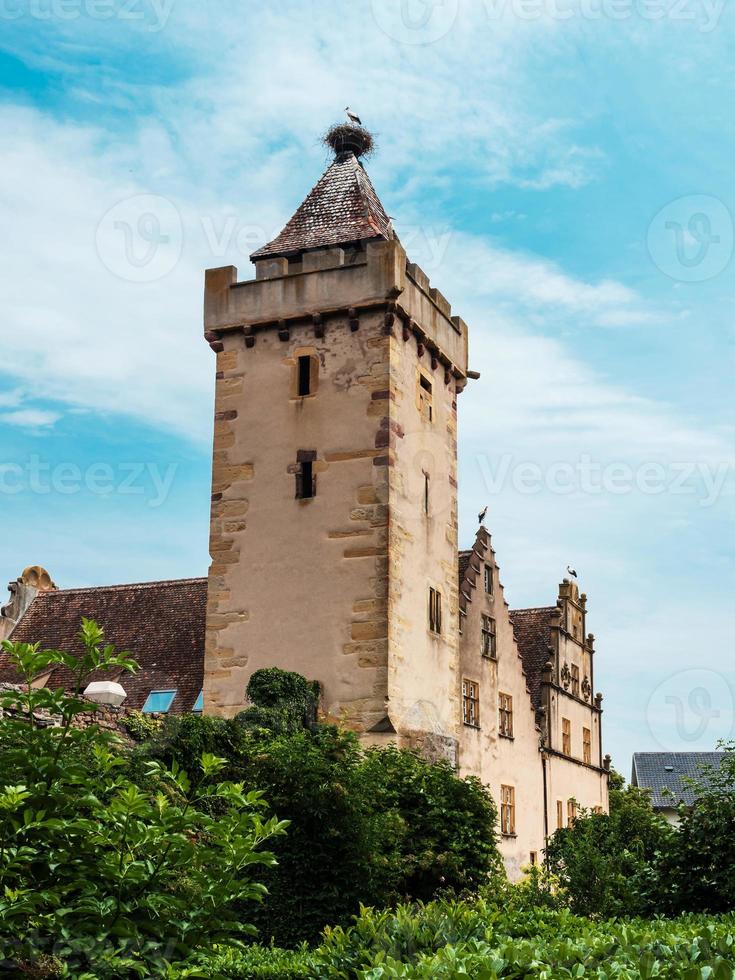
<box><xmin>458</xmin><ymin>533</ymin><xmax>546</xmax><ymax>879</ymax></box>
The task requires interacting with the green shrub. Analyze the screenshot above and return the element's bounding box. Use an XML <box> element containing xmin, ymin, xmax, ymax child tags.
<box><xmin>178</xmin><ymin>898</ymin><xmax>735</xmax><ymax>978</ymax></box>
<box><xmin>236</xmin><ymin>667</ymin><xmax>319</xmax><ymax>734</ymax></box>
<box><xmin>0</xmin><ymin>622</ymin><xmax>285</xmax><ymax>978</ymax></box>
<box><xmin>661</xmin><ymin>742</ymin><xmax>735</xmax><ymax>914</ymax></box>
<box><xmin>545</xmin><ymin>770</ymin><xmax>673</xmax><ymax>917</ymax></box>
<box><xmin>136</xmin><ymin>680</ymin><xmax>502</xmax><ymax>947</ymax></box>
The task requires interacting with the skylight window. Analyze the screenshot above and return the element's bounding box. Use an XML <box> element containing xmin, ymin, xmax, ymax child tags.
<box><xmin>142</xmin><ymin>689</ymin><xmax>176</xmax><ymax>713</ymax></box>
<box><xmin>193</xmin><ymin>690</ymin><xmax>204</xmax><ymax>713</ymax></box>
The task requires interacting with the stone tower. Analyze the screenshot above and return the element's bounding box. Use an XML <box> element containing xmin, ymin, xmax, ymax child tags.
<box><xmin>203</xmin><ymin>124</ymin><xmax>469</xmax><ymax>759</ymax></box>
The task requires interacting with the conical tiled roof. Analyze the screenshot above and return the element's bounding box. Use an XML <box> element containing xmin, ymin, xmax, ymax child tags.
<box><xmin>251</xmin><ymin>150</ymin><xmax>393</xmax><ymax>260</ymax></box>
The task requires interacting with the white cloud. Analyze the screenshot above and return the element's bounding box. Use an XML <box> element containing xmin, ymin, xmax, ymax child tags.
<box><xmin>1</xmin><ymin>409</ymin><xmax>60</xmax><ymax>429</ymax></box>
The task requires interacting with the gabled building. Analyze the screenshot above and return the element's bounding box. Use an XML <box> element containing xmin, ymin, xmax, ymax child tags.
<box><xmin>0</xmin><ymin>121</ymin><xmax>609</xmax><ymax>873</ymax></box>
<box><xmin>631</xmin><ymin>751</ymin><xmax>725</xmax><ymax>825</ymax></box>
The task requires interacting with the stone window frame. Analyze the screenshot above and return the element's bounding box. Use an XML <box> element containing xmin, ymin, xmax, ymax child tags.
<box><xmin>562</xmin><ymin>716</ymin><xmax>571</xmax><ymax>756</ymax></box>
<box><xmin>570</xmin><ymin>663</ymin><xmax>580</xmax><ymax>697</ymax></box>
<box><xmin>291</xmin><ymin>348</ymin><xmax>319</xmax><ymax>399</ymax></box>
<box><xmin>498</xmin><ymin>691</ymin><xmax>513</xmax><ymax>738</ymax></box>
<box><xmin>462</xmin><ymin>677</ymin><xmax>480</xmax><ymax>728</ymax></box>
<box><xmin>583</xmin><ymin>726</ymin><xmax>592</xmax><ymax>765</ymax></box>
<box><xmin>567</xmin><ymin>798</ymin><xmax>578</xmax><ymax>825</ymax></box>
<box><xmin>500</xmin><ymin>784</ymin><xmax>516</xmax><ymax>836</ymax></box>
<box><xmin>417</xmin><ymin>367</ymin><xmax>434</xmax><ymax>423</ymax></box>
<box><xmin>481</xmin><ymin>614</ymin><xmax>496</xmax><ymax>659</ymax></box>
<box><xmin>556</xmin><ymin>799</ymin><xmax>564</xmax><ymax>829</ymax></box>
<box><xmin>295</xmin><ymin>449</ymin><xmax>317</xmax><ymax>500</ymax></box>
<box><xmin>428</xmin><ymin>586</ymin><xmax>442</xmax><ymax>634</ymax></box>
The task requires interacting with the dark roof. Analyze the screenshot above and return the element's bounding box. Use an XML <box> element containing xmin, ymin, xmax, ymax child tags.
<box><xmin>508</xmin><ymin>606</ymin><xmax>556</xmax><ymax>710</ymax></box>
<box><xmin>251</xmin><ymin>151</ymin><xmax>393</xmax><ymax>260</ymax></box>
<box><xmin>458</xmin><ymin>550</ymin><xmax>473</xmax><ymax>586</ymax></box>
<box><xmin>631</xmin><ymin>752</ymin><xmax>726</xmax><ymax>809</ymax></box>
<box><xmin>0</xmin><ymin>579</ymin><xmax>206</xmax><ymax>713</ymax></box>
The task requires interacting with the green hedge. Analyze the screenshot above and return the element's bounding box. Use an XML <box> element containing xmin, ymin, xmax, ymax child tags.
<box><xmin>179</xmin><ymin>899</ymin><xmax>735</xmax><ymax>979</ymax></box>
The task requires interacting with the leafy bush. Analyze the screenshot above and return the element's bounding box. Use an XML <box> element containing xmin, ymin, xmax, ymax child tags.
<box><xmin>359</xmin><ymin>745</ymin><xmax>502</xmax><ymax>903</ymax></box>
<box><xmin>236</xmin><ymin>667</ymin><xmax>319</xmax><ymax>734</ymax></box>
<box><xmin>661</xmin><ymin>742</ymin><xmax>735</xmax><ymax>914</ymax></box>
<box><xmin>176</xmin><ymin>898</ymin><xmax>735</xmax><ymax>978</ymax></box>
<box><xmin>545</xmin><ymin>770</ymin><xmax>673</xmax><ymax>917</ymax></box>
<box><xmin>0</xmin><ymin>622</ymin><xmax>285</xmax><ymax>978</ymax></box>
<box><xmin>136</xmin><ymin>678</ymin><xmax>501</xmax><ymax>947</ymax></box>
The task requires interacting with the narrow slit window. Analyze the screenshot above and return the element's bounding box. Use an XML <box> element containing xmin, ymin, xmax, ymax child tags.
<box><xmin>418</xmin><ymin>372</ymin><xmax>433</xmax><ymax>422</ymax></box>
<box><xmin>557</xmin><ymin>800</ymin><xmax>564</xmax><ymax>829</ymax></box>
<box><xmin>424</xmin><ymin>472</ymin><xmax>430</xmax><ymax>515</ymax></box>
<box><xmin>429</xmin><ymin>587</ymin><xmax>442</xmax><ymax>634</ymax></box>
<box><xmin>295</xmin><ymin>451</ymin><xmax>317</xmax><ymax>499</ymax></box>
<box><xmin>297</xmin><ymin>355</ymin><xmax>312</xmax><ymax>396</ymax></box>
<box><xmin>484</xmin><ymin>563</ymin><xmax>493</xmax><ymax>595</ymax></box>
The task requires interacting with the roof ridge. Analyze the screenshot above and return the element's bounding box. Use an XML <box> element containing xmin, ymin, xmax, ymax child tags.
<box><xmin>510</xmin><ymin>606</ymin><xmax>557</xmax><ymax>615</ymax></box>
<box><xmin>35</xmin><ymin>577</ymin><xmax>208</xmax><ymax>596</ymax></box>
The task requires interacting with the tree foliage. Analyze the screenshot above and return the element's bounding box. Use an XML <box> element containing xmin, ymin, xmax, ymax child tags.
<box><xmin>661</xmin><ymin>742</ymin><xmax>735</xmax><ymax>914</ymax></box>
<box><xmin>0</xmin><ymin>622</ymin><xmax>285</xmax><ymax>978</ymax></box>
<box><xmin>544</xmin><ymin>769</ymin><xmax>673</xmax><ymax>917</ymax></box>
<box><xmin>137</xmin><ymin>672</ymin><xmax>501</xmax><ymax>946</ymax></box>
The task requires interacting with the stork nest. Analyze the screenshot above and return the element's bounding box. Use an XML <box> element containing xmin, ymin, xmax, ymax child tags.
<box><xmin>324</xmin><ymin>123</ymin><xmax>375</xmax><ymax>158</ymax></box>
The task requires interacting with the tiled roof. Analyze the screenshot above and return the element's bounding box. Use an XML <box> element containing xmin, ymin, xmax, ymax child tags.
<box><xmin>508</xmin><ymin>606</ymin><xmax>556</xmax><ymax>710</ymax></box>
<box><xmin>0</xmin><ymin>578</ymin><xmax>206</xmax><ymax>713</ymax></box>
<box><xmin>631</xmin><ymin>752</ymin><xmax>726</xmax><ymax>809</ymax></box>
<box><xmin>251</xmin><ymin>151</ymin><xmax>393</xmax><ymax>260</ymax></box>
<box><xmin>458</xmin><ymin>550</ymin><xmax>473</xmax><ymax>586</ymax></box>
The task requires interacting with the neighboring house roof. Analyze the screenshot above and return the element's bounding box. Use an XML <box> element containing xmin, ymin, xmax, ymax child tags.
<box><xmin>251</xmin><ymin>151</ymin><xmax>393</xmax><ymax>260</ymax></box>
<box><xmin>631</xmin><ymin>751</ymin><xmax>726</xmax><ymax>809</ymax></box>
<box><xmin>0</xmin><ymin>578</ymin><xmax>206</xmax><ymax>713</ymax></box>
<box><xmin>508</xmin><ymin>606</ymin><xmax>556</xmax><ymax>711</ymax></box>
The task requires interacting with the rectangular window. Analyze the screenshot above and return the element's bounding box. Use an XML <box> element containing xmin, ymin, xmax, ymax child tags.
<box><xmin>484</xmin><ymin>563</ymin><xmax>493</xmax><ymax>595</ymax></box>
<box><xmin>571</xmin><ymin>663</ymin><xmax>580</xmax><ymax>697</ymax></box>
<box><xmin>193</xmin><ymin>690</ymin><xmax>204</xmax><ymax>713</ymax></box>
<box><xmin>556</xmin><ymin>800</ymin><xmax>564</xmax><ymax>829</ymax></box>
<box><xmin>481</xmin><ymin>615</ymin><xmax>496</xmax><ymax>659</ymax></box>
<box><xmin>529</xmin><ymin>851</ymin><xmax>538</xmax><ymax>865</ymax></box>
<box><xmin>562</xmin><ymin>717</ymin><xmax>571</xmax><ymax>755</ymax></box>
<box><xmin>297</xmin><ymin>355</ymin><xmax>312</xmax><ymax>396</ymax></box>
<box><xmin>418</xmin><ymin>372</ymin><xmax>433</xmax><ymax>422</ymax></box>
<box><xmin>429</xmin><ymin>587</ymin><xmax>442</xmax><ymax>634</ymax></box>
<box><xmin>295</xmin><ymin>451</ymin><xmax>316</xmax><ymax>499</ymax></box>
<box><xmin>499</xmin><ymin>692</ymin><xmax>513</xmax><ymax>738</ymax></box>
<box><xmin>500</xmin><ymin>785</ymin><xmax>515</xmax><ymax>836</ymax></box>
<box><xmin>567</xmin><ymin>799</ymin><xmax>578</xmax><ymax>825</ymax></box>
<box><xmin>142</xmin><ymin>690</ymin><xmax>176</xmax><ymax>713</ymax></box>
<box><xmin>462</xmin><ymin>678</ymin><xmax>480</xmax><ymax>727</ymax></box>
<box><xmin>583</xmin><ymin>726</ymin><xmax>592</xmax><ymax>765</ymax></box>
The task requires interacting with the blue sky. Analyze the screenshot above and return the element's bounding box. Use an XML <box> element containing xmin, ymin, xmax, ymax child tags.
<box><xmin>1</xmin><ymin>0</ymin><xmax>733</xmax><ymax>772</ymax></box>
